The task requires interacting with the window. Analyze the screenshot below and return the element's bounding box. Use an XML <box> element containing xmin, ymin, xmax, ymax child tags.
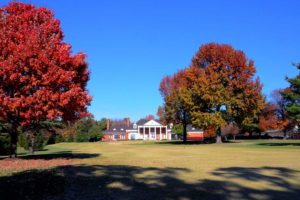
<box><xmin>114</xmin><ymin>134</ymin><xmax>120</xmax><ymax>140</ymax></box>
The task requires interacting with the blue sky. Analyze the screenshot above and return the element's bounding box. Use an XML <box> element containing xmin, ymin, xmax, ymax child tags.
<box><xmin>1</xmin><ymin>0</ymin><xmax>300</xmax><ymax>121</ymax></box>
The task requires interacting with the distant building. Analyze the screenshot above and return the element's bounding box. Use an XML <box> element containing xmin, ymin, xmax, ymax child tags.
<box><xmin>102</xmin><ymin>118</ymin><xmax>172</xmax><ymax>141</ymax></box>
<box><xmin>186</xmin><ymin>125</ymin><xmax>204</xmax><ymax>141</ymax></box>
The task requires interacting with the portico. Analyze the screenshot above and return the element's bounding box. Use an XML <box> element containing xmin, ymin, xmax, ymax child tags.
<box><xmin>104</xmin><ymin>118</ymin><xmax>172</xmax><ymax>141</ymax></box>
<box><xmin>137</xmin><ymin>120</ymin><xmax>170</xmax><ymax>140</ymax></box>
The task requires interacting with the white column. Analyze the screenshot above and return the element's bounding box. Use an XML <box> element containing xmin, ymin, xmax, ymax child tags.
<box><xmin>147</xmin><ymin>126</ymin><xmax>149</xmax><ymax>140</ymax></box>
<box><xmin>143</xmin><ymin>126</ymin><xmax>145</xmax><ymax>140</ymax></box>
<box><xmin>166</xmin><ymin>126</ymin><xmax>169</xmax><ymax>140</ymax></box>
<box><xmin>154</xmin><ymin>126</ymin><xmax>157</xmax><ymax>140</ymax></box>
<box><xmin>160</xmin><ymin>127</ymin><xmax>162</xmax><ymax>140</ymax></box>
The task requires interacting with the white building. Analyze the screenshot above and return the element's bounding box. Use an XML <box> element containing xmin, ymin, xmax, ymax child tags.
<box><xmin>103</xmin><ymin>119</ymin><xmax>172</xmax><ymax>141</ymax></box>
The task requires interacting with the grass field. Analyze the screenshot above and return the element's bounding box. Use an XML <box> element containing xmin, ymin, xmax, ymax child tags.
<box><xmin>1</xmin><ymin>140</ymin><xmax>300</xmax><ymax>200</ymax></box>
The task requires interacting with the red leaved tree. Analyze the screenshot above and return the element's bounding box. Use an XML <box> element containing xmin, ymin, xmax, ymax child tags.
<box><xmin>138</xmin><ymin>114</ymin><xmax>155</xmax><ymax>122</ymax></box>
<box><xmin>258</xmin><ymin>102</ymin><xmax>288</xmax><ymax>134</ymax></box>
<box><xmin>0</xmin><ymin>2</ymin><xmax>91</xmax><ymax>157</ymax></box>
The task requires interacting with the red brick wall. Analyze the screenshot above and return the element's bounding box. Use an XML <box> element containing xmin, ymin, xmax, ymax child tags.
<box><xmin>187</xmin><ymin>132</ymin><xmax>204</xmax><ymax>141</ymax></box>
<box><xmin>102</xmin><ymin>133</ymin><xmax>127</xmax><ymax>141</ymax></box>
<box><xmin>156</xmin><ymin>134</ymin><xmax>160</xmax><ymax>140</ymax></box>
<box><xmin>102</xmin><ymin>134</ymin><xmax>112</xmax><ymax>141</ymax></box>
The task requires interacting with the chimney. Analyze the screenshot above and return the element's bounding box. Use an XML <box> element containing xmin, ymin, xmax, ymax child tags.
<box><xmin>106</xmin><ymin>119</ymin><xmax>110</xmax><ymax>130</ymax></box>
<box><xmin>125</xmin><ymin>118</ymin><xmax>130</xmax><ymax>127</ymax></box>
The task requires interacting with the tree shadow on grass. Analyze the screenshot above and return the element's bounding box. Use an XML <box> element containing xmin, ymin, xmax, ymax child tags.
<box><xmin>257</xmin><ymin>142</ymin><xmax>300</xmax><ymax>147</ymax></box>
<box><xmin>157</xmin><ymin>141</ymin><xmax>207</xmax><ymax>145</ymax></box>
<box><xmin>157</xmin><ymin>140</ymin><xmax>239</xmax><ymax>145</ymax></box>
<box><xmin>19</xmin><ymin>151</ymin><xmax>100</xmax><ymax>160</ymax></box>
<box><xmin>1</xmin><ymin>149</ymin><xmax>100</xmax><ymax>160</ymax></box>
<box><xmin>211</xmin><ymin>167</ymin><xmax>300</xmax><ymax>199</ymax></box>
<box><xmin>1</xmin><ymin>165</ymin><xmax>300</xmax><ymax>200</ymax></box>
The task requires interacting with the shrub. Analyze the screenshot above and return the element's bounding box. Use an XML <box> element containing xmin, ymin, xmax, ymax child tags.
<box><xmin>88</xmin><ymin>126</ymin><xmax>104</xmax><ymax>142</ymax></box>
<box><xmin>61</xmin><ymin>118</ymin><xmax>106</xmax><ymax>143</ymax></box>
<box><xmin>47</xmin><ymin>134</ymin><xmax>56</xmax><ymax>145</ymax></box>
<box><xmin>75</xmin><ymin>133</ymin><xmax>89</xmax><ymax>142</ymax></box>
<box><xmin>35</xmin><ymin>132</ymin><xmax>46</xmax><ymax>151</ymax></box>
<box><xmin>18</xmin><ymin>133</ymin><xmax>29</xmax><ymax>150</ymax></box>
<box><xmin>66</xmin><ymin>134</ymin><xmax>75</xmax><ymax>142</ymax></box>
<box><xmin>18</xmin><ymin>132</ymin><xmax>46</xmax><ymax>151</ymax></box>
<box><xmin>0</xmin><ymin>134</ymin><xmax>11</xmax><ymax>155</ymax></box>
<box><xmin>55</xmin><ymin>134</ymin><xmax>65</xmax><ymax>143</ymax></box>
<box><xmin>62</xmin><ymin>126</ymin><xmax>76</xmax><ymax>142</ymax></box>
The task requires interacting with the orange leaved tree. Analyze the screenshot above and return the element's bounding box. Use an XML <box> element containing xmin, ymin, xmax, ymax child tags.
<box><xmin>159</xmin><ymin>66</ymin><xmax>202</xmax><ymax>143</ymax></box>
<box><xmin>258</xmin><ymin>102</ymin><xmax>289</xmax><ymax>136</ymax></box>
<box><xmin>160</xmin><ymin>43</ymin><xmax>264</xmax><ymax>143</ymax></box>
<box><xmin>190</xmin><ymin>43</ymin><xmax>264</xmax><ymax>143</ymax></box>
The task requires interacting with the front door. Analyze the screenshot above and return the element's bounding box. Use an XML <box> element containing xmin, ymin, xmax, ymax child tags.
<box><xmin>150</xmin><ymin>132</ymin><xmax>155</xmax><ymax>140</ymax></box>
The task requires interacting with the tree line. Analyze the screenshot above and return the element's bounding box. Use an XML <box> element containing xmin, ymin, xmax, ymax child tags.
<box><xmin>0</xmin><ymin>117</ymin><xmax>107</xmax><ymax>155</ymax></box>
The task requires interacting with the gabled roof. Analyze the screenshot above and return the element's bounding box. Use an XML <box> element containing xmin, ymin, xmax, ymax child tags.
<box><xmin>143</xmin><ymin>119</ymin><xmax>163</xmax><ymax>126</ymax></box>
<box><xmin>136</xmin><ymin>119</ymin><xmax>164</xmax><ymax>126</ymax></box>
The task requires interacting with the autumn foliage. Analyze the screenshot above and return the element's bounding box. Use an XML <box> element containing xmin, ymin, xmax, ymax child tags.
<box><xmin>157</xmin><ymin>106</ymin><xmax>166</xmax><ymax>124</ymax></box>
<box><xmin>143</xmin><ymin>114</ymin><xmax>155</xmax><ymax>121</ymax></box>
<box><xmin>160</xmin><ymin>43</ymin><xmax>264</xmax><ymax>143</ymax></box>
<box><xmin>0</xmin><ymin>2</ymin><xmax>91</xmax><ymax>156</ymax></box>
<box><xmin>258</xmin><ymin>103</ymin><xmax>288</xmax><ymax>132</ymax></box>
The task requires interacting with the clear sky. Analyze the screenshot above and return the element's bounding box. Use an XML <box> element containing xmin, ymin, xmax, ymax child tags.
<box><xmin>1</xmin><ymin>0</ymin><xmax>300</xmax><ymax>121</ymax></box>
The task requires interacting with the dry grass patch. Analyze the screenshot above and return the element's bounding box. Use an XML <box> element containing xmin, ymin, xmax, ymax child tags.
<box><xmin>0</xmin><ymin>158</ymin><xmax>73</xmax><ymax>173</ymax></box>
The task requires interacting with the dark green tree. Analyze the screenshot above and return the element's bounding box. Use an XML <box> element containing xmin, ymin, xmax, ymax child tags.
<box><xmin>282</xmin><ymin>63</ymin><xmax>300</xmax><ymax>126</ymax></box>
<box><xmin>70</xmin><ymin>117</ymin><xmax>106</xmax><ymax>142</ymax></box>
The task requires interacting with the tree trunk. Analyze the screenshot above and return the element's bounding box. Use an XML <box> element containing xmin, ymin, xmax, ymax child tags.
<box><xmin>29</xmin><ymin>134</ymin><xmax>35</xmax><ymax>155</ymax></box>
<box><xmin>283</xmin><ymin>130</ymin><xmax>287</xmax><ymax>140</ymax></box>
<box><xmin>216</xmin><ymin>127</ymin><xmax>222</xmax><ymax>144</ymax></box>
<box><xmin>9</xmin><ymin>126</ymin><xmax>18</xmax><ymax>158</ymax></box>
<box><xmin>183</xmin><ymin>123</ymin><xmax>187</xmax><ymax>143</ymax></box>
<box><xmin>233</xmin><ymin>134</ymin><xmax>236</xmax><ymax>141</ymax></box>
<box><xmin>224</xmin><ymin>135</ymin><xmax>228</xmax><ymax>142</ymax></box>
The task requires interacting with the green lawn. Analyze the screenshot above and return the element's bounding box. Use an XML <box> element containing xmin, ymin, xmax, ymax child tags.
<box><xmin>1</xmin><ymin>140</ymin><xmax>300</xmax><ymax>200</ymax></box>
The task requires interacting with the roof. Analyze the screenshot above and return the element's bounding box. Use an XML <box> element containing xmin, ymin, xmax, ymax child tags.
<box><xmin>143</xmin><ymin>119</ymin><xmax>163</xmax><ymax>126</ymax></box>
<box><xmin>106</xmin><ymin>119</ymin><xmax>167</xmax><ymax>134</ymax></box>
<box><xmin>106</xmin><ymin>124</ymin><xmax>133</xmax><ymax>133</ymax></box>
<box><xmin>136</xmin><ymin>119</ymin><xmax>147</xmax><ymax>125</ymax></box>
<box><xmin>105</xmin><ymin>131</ymin><xmax>127</xmax><ymax>135</ymax></box>
<box><xmin>137</xmin><ymin>119</ymin><xmax>165</xmax><ymax>126</ymax></box>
